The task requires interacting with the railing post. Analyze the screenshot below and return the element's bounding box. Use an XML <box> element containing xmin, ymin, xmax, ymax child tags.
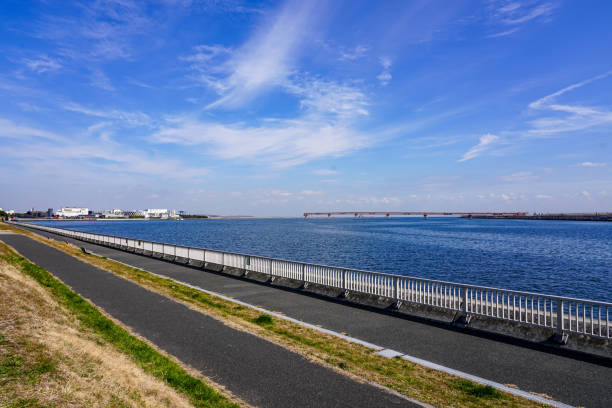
<box><xmin>556</xmin><ymin>298</ymin><xmax>564</xmax><ymax>333</ymax></box>
<box><xmin>463</xmin><ymin>287</ymin><xmax>468</xmax><ymax>314</ymax></box>
<box><xmin>393</xmin><ymin>276</ymin><xmax>398</xmax><ymax>300</ymax></box>
<box><xmin>301</xmin><ymin>263</ymin><xmax>305</xmax><ymax>283</ymax></box>
<box><xmin>342</xmin><ymin>269</ymin><xmax>346</xmax><ymax>291</ymax></box>
<box><xmin>554</xmin><ymin>298</ymin><xmax>568</xmax><ymax>344</ymax></box>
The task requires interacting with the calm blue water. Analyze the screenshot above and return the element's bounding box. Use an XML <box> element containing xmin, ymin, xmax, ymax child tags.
<box><xmin>35</xmin><ymin>218</ymin><xmax>612</xmax><ymax>302</ymax></box>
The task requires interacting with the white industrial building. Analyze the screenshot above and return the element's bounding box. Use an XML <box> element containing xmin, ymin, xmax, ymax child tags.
<box><xmin>103</xmin><ymin>208</ymin><xmax>125</xmax><ymax>218</ymax></box>
<box><xmin>56</xmin><ymin>207</ymin><xmax>89</xmax><ymax>217</ymax></box>
<box><xmin>145</xmin><ymin>208</ymin><xmax>169</xmax><ymax>219</ymax></box>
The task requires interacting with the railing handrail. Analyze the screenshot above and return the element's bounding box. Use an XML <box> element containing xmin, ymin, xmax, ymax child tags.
<box><xmin>11</xmin><ymin>221</ymin><xmax>612</xmax><ymax>342</ymax></box>
<box><xmin>15</xmin><ymin>220</ymin><xmax>612</xmax><ymax>307</ymax></box>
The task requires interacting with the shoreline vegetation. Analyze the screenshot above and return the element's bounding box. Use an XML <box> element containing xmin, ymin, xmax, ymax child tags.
<box><xmin>0</xmin><ymin>222</ymin><xmax>551</xmax><ymax>407</ymax></box>
<box><xmin>0</xmin><ymin>237</ymin><xmax>243</xmax><ymax>407</ymax></box>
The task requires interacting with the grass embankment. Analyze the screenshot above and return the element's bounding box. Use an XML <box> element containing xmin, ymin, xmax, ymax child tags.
<box><xmin>0</xmin><ymin>240</ymin><xmax>241</xmax><ymax>408</ymax></box>
<box><xmin>1</xmin><ymin>222</ymin><xmax>551</xmax><ymax>408</ymax></box>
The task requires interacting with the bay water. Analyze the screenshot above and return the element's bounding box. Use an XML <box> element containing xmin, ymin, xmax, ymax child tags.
<box><xmin>36</xmin><ymin>217</ymin><xmax>612</xmax><ymax>302</ymax></box>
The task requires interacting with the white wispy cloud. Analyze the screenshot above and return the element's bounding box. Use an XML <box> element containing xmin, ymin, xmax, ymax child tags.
<box><xmin>489</xmin><ymin>1</ymin><xmax>557</xmax><ymax>24</ymax></box>
<box><xmin>152</xmin><ymin>71</ymin><xmax>371</xmax><ymax>167</ymax></box>
<box><xmin>182</xmin><ymin>44</ymin><xmax>233</xmax><ymax>92</ymax></box>
<box><xmin>17</xmin><ymin>102</ymin><xmax>43</xmax><ymax>112</ymax></box>
<box><xmin>21</xmin><ymin>55</ymin><xmax>62</xmax><ymax>73</ymax></box>
<box><xmin>151</xmin><ymin>115</ymin><xmax>369</xmax><ymax>167</ymax></box>
<box><xmin>286</xmin><ymin>78</ymin><xmax>369</xmax><ymax>118</ymax></box>
<box><xmin>35</xmin><ymin>0</ymin><xmax>151</xmax><ymax>61</ymax></box>
<box><xmin>0</xmin><ymin>117</ymin><xmax>66</xmax><ymax>143</ymax></box>
<box><xmin>486</xmin><ymin>27</ymin><xmax>519</xmax><ymax>38</ymax></box>
<box><xmin>299</xmin><ymin>190</ymin><xmax>323</xmax><ymax>196</ymax></box>
<box><xmin>536</xmin><ymin>194</ymin><xmax>553</xmax><ymax>199</ymax></box>
<box><xmin>377</xmin><ymin>57</ymin><xmax>392</xmax><ymax>86</ymax></box>
<box><xmin>313</xmin><ymin>169</ymin><xmax>338</xmax><ymax>175</ymax></box>
<box><xmin>458</xmin><ymin>133</ymin><xmax>499</xmax><ymax>162</ymax></box>
<box><xmin>63</xmin><ymin>103</ymin><xmax>152</xmax><ymax>127</ymax></box>
<box><xmin>487</xmin><ymin>1</ymin><xmax>557</xmax><ymax>37</ymax></box>
<box><xmin>89</xmin><ymin>69</ymin><xmax>115</xmax><ymax>91</ymax></box>
<box><xmin>501</xmin><ymin>171</ymin><xmax>538</xmax><ymax>182</ymax></box>
<box><xmin>339</xmin><ymin>45</ymin><xmax>369</xmax><ymax>61</ymax></box>
<box><xmin>1</xmin><ymin>118</ymin><xmax>207</xmax><ymax>181</ymax></box>
<box><xmin>203</xmin><ymin>0</ymin><xmax>321</xmax><ymax>109</ymax></box>
<box><xmin>527</xmin><ymin>71</ymin><xmax>612</xmax><ymax>136</ymax></box>
<box><xmin>580</xmin><ymin>161</ymin><xmax>607</xmax><ymax>167</ymax></box>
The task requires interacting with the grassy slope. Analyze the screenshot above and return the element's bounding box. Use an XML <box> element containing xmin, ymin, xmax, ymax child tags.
<box><xmin>0</xmin><ymin>239</ymin><xmax>241</xmax><ymax>408</ymax></box>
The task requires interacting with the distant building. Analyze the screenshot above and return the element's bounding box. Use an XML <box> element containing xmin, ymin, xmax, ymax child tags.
<box><xmin>145</xmin><ymin>209</ymin><xmax>169</xmax><ymax>219</ymax></box>
<box><xmin>47</xmin><ymin>208</ymin><xmax>53</xmax><ymax>217</ymax></box>
<box><xmin>56</xmin><ymin>207</ymin><xmax>89</xmax><ymax>218</ymax></box>
<box><xmin>103</xmin><ymin>208</ymin><xmax>126</xmax><ymax>218</ymax></box>
<box><xmin>122</xmin><ymin>210</ymin><xmax>146</xmax><ymax>218</ymax></box>
<box><xmin>26</xmin><ymin>208</ymin><xmax>47</xmax><ymax>218</ymax></box>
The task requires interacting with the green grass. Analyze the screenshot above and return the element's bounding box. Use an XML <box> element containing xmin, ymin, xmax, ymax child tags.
<box><xmin>0</xmin><ymin>338</ymin><xmax>56</xmax><ymax>387</ymax></box>
<box><xmin>0</xmin><ymin>249</ymin><xmax>239</xmax><ymax>408</ymax></box>
<box><xmin>252</xmin><ymin>314</ymin><xmax>274</xmax><ymax>326</ymax></box>
<box><xmin>452</xmin><ymin>380</ymin><xmax>503</xmax><ymax>399</ymax></box>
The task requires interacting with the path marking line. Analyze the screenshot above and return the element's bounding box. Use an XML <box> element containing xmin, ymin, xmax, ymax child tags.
<box><xmin>79</xmin><ymin>249</ymin><xmax>573</xmax><ymax>408</ymax></box>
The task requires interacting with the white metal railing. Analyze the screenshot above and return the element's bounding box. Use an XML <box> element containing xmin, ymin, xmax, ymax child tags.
<box><xmin>14</xmin><ymin>221</ymin><xmax>612</xmax><ymax>340</ymax></box>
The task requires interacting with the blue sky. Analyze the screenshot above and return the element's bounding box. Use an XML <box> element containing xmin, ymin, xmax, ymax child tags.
<box><xmin>1</xmin><ymin>0</ymin><xmax>611</xmax><ymax>215</ymax></box>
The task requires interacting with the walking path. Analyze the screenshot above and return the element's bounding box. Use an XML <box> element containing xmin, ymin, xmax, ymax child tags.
<box><xmin>0</xmin><ymin>233</ymin><xmax>417</xmax><ymax>408</ymax></box>
<box><xmin>7</xmin><ymin>225</ymin><xmax>612</xmax><ymax>407</ymax></box>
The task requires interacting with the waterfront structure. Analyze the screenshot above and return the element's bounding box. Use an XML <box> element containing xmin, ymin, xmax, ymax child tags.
<box><xmin>56</xmin><ymin>207</ymin><xmax>89</xmax><ymax>218</ymax></box>
<box><xmin>123</xmin><ymin>209</ymin><xmax>146</xmax><ymax>217</ymax></box>
<box><xmin>103</xmin><ymin>208</ymin><xmax>126</xmax><ymax>218</ymax></box>
<box><xmin>304</xmin><ymin>211</ymin><xmax>525</xmax><ymax>218</ymax></box>
<box><xmin>145</xmin><ymin>208</ymin><xmax>169</xmax><ymax>219</ymax></box>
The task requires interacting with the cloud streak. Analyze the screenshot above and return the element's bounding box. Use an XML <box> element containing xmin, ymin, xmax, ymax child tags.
<box><xmin>377</xmin><ymin>57</ymin><xmax>392</xmax><ymax>86</ymax></box>
<box><xmin>204</xmin><ymin>0</ymin><xmax>321</xmax><ymax>109</ymax></box>
<box><xmin>527</xmin><ymin>71</ymin><xmax>612</xmax><ymax>136</ymax></box>
<box><xmin>63</xmin><ymin>103</ymin><xmax>152</xmax><ymax>127</ymax></box>
<box><xmin>487</xmin><ymin>1</ymin><xmax>557</xmax><ymax>37</ymax></box>
<box><xmin>151</xmin><ymin>115</ymin><xmax>369</xmax><ymax>167</ymax></box>
<box><xmin>458</xmin><ymin>133</ymin><xmax>499</xmax><ymax>162</ymax></box>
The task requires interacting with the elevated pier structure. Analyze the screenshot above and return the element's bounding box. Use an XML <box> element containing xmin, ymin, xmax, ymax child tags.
<box><xmin>303</xmin><ymin>211</ymin><xmax>523</xmax><ymax>219</ymax></box>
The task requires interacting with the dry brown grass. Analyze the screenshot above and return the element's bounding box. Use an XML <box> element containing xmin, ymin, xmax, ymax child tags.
<box><xmin>0</xmin><ymin>257</ymin><xmax>196</xmax><ymax>407</ymax></box>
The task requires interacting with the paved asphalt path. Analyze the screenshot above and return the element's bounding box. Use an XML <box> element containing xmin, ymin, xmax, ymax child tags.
<box><xmin>1</xmin><ymin>233</ymin><xmax>416</xmax><ymax>408</ymax></box>
<box><xmin>9</xmin><ymin>226</ymin><xmax>612</xmax><ymax>408</ymax></box>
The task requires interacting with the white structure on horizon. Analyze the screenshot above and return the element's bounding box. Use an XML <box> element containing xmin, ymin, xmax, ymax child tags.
<box><xmin>145</xmin><ymin>209</ymin><xmax>169</xmax><ymax>219</ymax></box>
<box><xmin>56</xmin><ymin>207</ymin><xmax>89</xmax><ymax>218</ymax></box>
<box><xmin>103</xmin><ymin>208</ymin><xmax>125</xmax><ymax>218</ymax></box>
